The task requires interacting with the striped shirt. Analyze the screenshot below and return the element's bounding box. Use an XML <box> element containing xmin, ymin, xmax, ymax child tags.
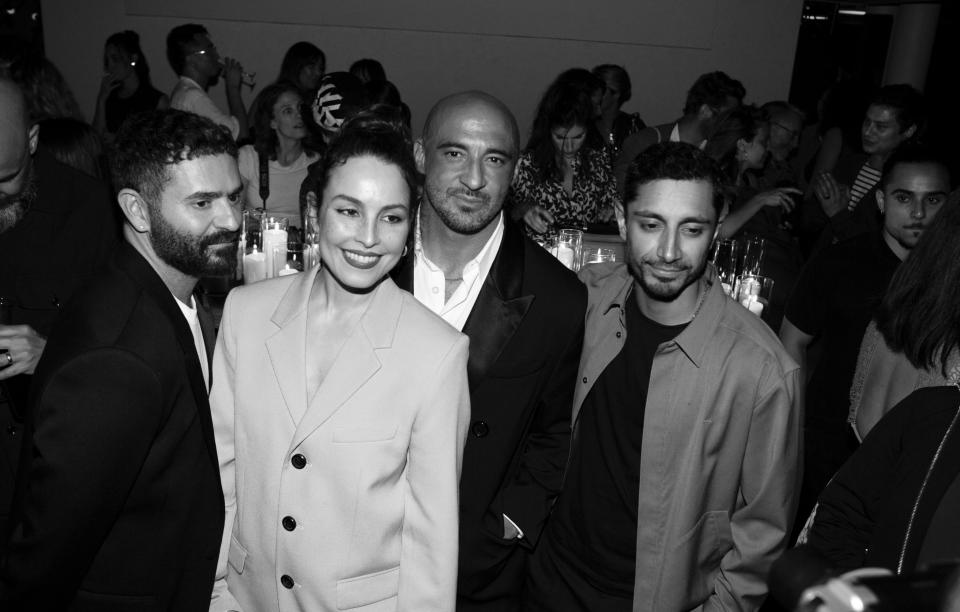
<box><xmin>848</xmin><ymin>162</ymin><xmax>883</xmax><ymax>211</ymax></box>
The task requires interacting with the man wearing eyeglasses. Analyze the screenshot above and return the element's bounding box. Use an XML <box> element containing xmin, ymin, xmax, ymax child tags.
<box><xmin>758</xmin><ymin>101</ymin><xmax>805</xmax><ymax>189</ymax></box>
<box><xmin>167</xmin><ymin>23</ymin><xmax>249</xmax><ymax>141</ymax></box>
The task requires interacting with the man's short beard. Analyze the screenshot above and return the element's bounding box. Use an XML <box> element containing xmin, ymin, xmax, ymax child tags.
<box><xmin>148</xmin><ymin>205</ymin><xmax>239</xmax><ymax>278</ymax></box>
<box><xmin>631</xmin><ymin>256</ymin><xmax>709</xmax><ymax>303</ymax></box>
<box><xmin>423</xmin><ymin>184</ymin><xmax>501</xmax><ymax>235</ymax></box>
<box><xmin>0</xmin><ymin>160</ymin><xmax>38</xmax><ymax>234</ymax></box>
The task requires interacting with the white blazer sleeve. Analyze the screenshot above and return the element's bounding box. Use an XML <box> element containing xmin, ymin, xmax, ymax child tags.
<box><xmin>397</xmin><ymin>334</ymin><xmax>471</xmax><ymax>610</ymax></box>
<box><xmin>209</xmin><ymin>292</ymin><xmax>244</xmax><ymax>612</ymax></box>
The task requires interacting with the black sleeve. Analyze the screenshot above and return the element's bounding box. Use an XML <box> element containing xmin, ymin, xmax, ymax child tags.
<box><xmin>0</xmin><ymin>349</ymin><xmax>163</xmax><ymax>607</ymax></box>
<box><xmin>784</xmin><ymin>247</ymin><xmax>832</xmax><ymax>336</ymax></box>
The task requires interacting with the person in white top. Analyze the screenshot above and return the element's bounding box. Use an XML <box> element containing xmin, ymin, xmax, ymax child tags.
<box><xmin>167</xmin><ymin>23</ymin><xmax>249</xmax><ymax>141</ymax></box>
<box><xmin>238</xmin><ymin>82</ymin><xmax>319</xmax><ymax>225</ymax></box>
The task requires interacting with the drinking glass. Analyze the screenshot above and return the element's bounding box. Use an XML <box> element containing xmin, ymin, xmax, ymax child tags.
<box><xmin>241</xmin><ymin>209</ymin><xmax>266</xmax><ymax>285</ymax></box>
<box><xmin>711</xmin><ymin>239</ymin><xmax>740</xmax><ymax>296</ymax></box>
<box><xmin>262</xmin><ymin>217</ymin><xmax>289</xmax><ymax>280</ymax></box>
<box><xmin>741</xmin><ymin>237</ymin><xmax>766</xmax><ymax>277</ymax></box>
<box><xmin>555</xmin><ymin>228</ymin><xmax>583</xmax><ymax>272</ymax></box>
<box><xmin>583</xmin><ymin>247</ymin><xmax>616</xmax><ymax>266</ymax></box>
<box><xmin>736</xmin><ymin>275</ymin><xmax>774</xmax><ymax>317</ymax></box>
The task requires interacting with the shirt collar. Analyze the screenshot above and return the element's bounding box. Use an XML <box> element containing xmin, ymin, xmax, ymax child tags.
<box><xmin>414</xmin><ymin>207</ymin><xmax>505</xmax><ymax>274</ymax></box>
<box><xmin>600</xmin><ymin>264</ymin><xmax>726</xmax><ymax>368</ymax></box>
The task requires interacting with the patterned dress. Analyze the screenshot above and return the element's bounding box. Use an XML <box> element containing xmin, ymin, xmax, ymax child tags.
<box><xmin>509</xmin><ymin>147</ymin><xmax>621</xmax><ymax>231</ymax></box>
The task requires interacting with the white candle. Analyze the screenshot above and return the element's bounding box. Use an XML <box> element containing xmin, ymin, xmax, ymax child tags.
<box><xmin>278</xmin><ymin>264</ymin><xmax>298</xmax><ymax>277</ymax></box>
<box><xmin>721</xmin><ymin>282</ymin><xmax>732</xmax><ymax>296</ymax></box>
<box><xmin>262</xmin><ymin>228</ymin><xmax>287</xmax><ymax>279</ymax></box>
<box><xmin>556</xmin><ymin>244</ymin><xmax>576</xmax><ymax>270</ymax></box>
<box><xmin>242</xmin><ymin>245</ymin><xmax>266</xmax><ymax>285</ymax></box>
<box><xmin>741</xmin><ymin>296</ymin><xmax>764</xmax><ymax>316</ymax></box>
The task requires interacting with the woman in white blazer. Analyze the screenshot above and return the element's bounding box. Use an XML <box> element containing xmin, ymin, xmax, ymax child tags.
<box><xmin>209</xmin><ymin>110</ymin><xmax>471</xmax><ymax>611</ymax></box>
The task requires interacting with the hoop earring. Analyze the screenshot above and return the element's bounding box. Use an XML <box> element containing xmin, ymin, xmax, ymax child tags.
<box><xmin>402</xmin><ymin>245</ymin><xmax>409</xmax><ymax>258</ymax></box>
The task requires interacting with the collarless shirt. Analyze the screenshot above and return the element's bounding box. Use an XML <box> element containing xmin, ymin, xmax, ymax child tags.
<box><xmin>170</xmin><ymin>76</ymin><xmax>239</xmax><ymax>139</ymax></box>
<box><xmin>412</xmin><ymin>211</ymin><xmax>504</xmax><ymax>331</ymax></box>
<box><xmin>174</xmin><ymin>294</ymin><xmax>209</xmax><ymax>389</ymax></box>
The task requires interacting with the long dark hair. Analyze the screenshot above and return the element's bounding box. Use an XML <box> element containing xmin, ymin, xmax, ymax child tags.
<box><xmin>106</xmin><ymin>30</ymin><xmax>153</xmax><ymax>88</ymax></box>
<box><xmin>252</xmin><ymin>82</ymin><xmax>319</xmax><ymax>160</ymax></box>
<box><xmin>526</xmin><ymin>69</ymin><xmax>604</xmax><ymax>182</ymax></box>
<box><xmin>278</xmin><ymin>42</ymin><xmax>325</xmax><ymax>89</ymax></box>
<box><xmin>875</xmin><ymin>187</ymin><xmax>960</xmax><ymax>376</ymax></box>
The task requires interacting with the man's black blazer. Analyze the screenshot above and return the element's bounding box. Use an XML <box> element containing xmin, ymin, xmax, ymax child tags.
<box><xmin>0</xmin><ymin>243</ymin><xmax>223</xmax><ymax>611</ymax></box>
<box><xmin>394</xmin><ymin>217</ymin><xmax>586</xmax><ymax>611</ymax></box>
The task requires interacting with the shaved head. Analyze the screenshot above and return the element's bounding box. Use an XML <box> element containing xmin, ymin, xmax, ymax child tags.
<box><xmin>0</xmin><ymin>78</ymin><xmax>38</xmax><ymax>233</ymax></box>
<box><xmin>422</xmin><ymin>90</ymin><xmax>520</xmax><ymax>155</ymax></box>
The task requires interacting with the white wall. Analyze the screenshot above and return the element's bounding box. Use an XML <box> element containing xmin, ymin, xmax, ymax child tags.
<box><xmin>41</xmin><ymin>0</ymin><xmax>803</xmax><ymax>140</ymax></box>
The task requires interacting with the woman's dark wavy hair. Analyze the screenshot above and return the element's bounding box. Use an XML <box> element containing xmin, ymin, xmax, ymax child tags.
<box><xmin>252</xmin><ymin>82</ymin><xmax>320</xmax><ymax>160</ymax></box>
<box><xmin>109</xmin><ymin>109</ymin><xmax>238</xmax><ymax>207</ymax></box>
<box><xmin>526</xmin><ymin>70</ymin><xmax>605</xmax><ymax>183</ymax></box>
<box><xmin>874</xmin><ymin>175</ymin><xmax>959</xmax><ymax>377</ymax></box>
<box><xmin>703</xmin><ymin>104</ymin><xmax>768</xmax><ymax>182</ymax></box>
<box><xmin>313</xmin><ymin>105</ymin><xmax>419</xmax><ymax>212</ymax></box>
<box><xmin>105</xmin><ymin>30</ymin><xmax>153</xmax><ymax>88</ymax></box>
<box><xmin>278</xmin><ymin>42</ymin><xmax>325</xmax><ymax>89</ymax></box>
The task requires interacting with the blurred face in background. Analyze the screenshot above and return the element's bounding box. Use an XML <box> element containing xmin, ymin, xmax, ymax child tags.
<box><xmin>862</xmin><ymin>104</ymin><xmax>915</xmax><ymax>157</ymax></box>
<box><xmin>271</xmin><ymin>90</ymin><xmax>307</xmax><ymax>142</ymax></box>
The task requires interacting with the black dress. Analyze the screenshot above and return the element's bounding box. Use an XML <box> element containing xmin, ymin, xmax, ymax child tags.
<box><xmin>105</xmin><ymin>82</ymin><xmax>164</xmax><ymax>133</ymax></box>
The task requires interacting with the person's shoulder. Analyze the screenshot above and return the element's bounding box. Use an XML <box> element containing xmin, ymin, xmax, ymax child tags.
<box><xmin>237</xmin><ymin>145</ymin><xmax>257</xmax><ymax>171</ymax></box>
<box><xmin>521</xmin><ymin>237</ymin><xmax>586</xmax><ymax>299</ymax></box>
<box><xmin>715</xmin><ymin>295</ymin><xmax>799</xmax><ymax>376</ymax></box>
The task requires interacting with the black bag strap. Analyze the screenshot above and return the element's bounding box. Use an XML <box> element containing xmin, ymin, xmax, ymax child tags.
<box><xmin>258</xmin><ymin>151</ymin><xmax>270</xmax><ymax>209</ymax></box>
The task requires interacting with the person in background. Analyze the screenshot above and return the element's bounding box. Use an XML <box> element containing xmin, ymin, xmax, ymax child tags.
<box><xmin>1</xmin><ymin>108</ymin><xmax>237</xmax><ymax>610</ymax></box>
<box><xmin>592</xmin><ymin>64</ymin><xmax>645</xmax><ymax>156</ymax></box>
<box><xmin>238</xmin><ymin>82</ymin><xmax>319</xmax><ymax>226</ymax></box>
<box><xmin>804</xmin><ymin>84</ymin><xmax>925</xmax><ymax>248</ymax></box>
<box><xmin>167</xmin><ymin>23</ymin><xmax>249</xmax><ymax>141</ymax></box>
<box><xmin>394</xmin><ymin>91</ymin><xmax>586</xmax><ymax>611</ymax></box>
<box><xmin>615</xmin><ymin>70</ymin><xmax>745</xmax><ymax>192</ymax></box>
<box><xmin>757</xmin><ymin>100</ymin><xmax>805</xmax><ymax>190</ymax></box>
<box><xmin>277</xmin><ymin>41</ymin><xmax>325</xmax><ymax>96</ymax></box>
<box><xmin>93</xmin><ymin>30</ymin><xmax>168</xmax><ymax>140</ymax></box>
<box><xmin>849</xmin><ymin>187</ymin><xmax>957</xmax><ymax>441</ymax></box>
<box><xmin>300</xmin><ymin>71</ymin><xmax>366</xmax><ymax>233</ymax></box>
<box><xmin>510</xmin><ymin>73</ymin><xmax>620</xmax><ymax>234</ymax></box>
<box><xmin>363</xmin><ymin>79</ymin><xmax>411</xmax><ymax>128</ymax></box>
<box><xmin>703</xmin><ymin>105</ymin><xmax>802</xmax><ymax>329</ymax></box>
<box><xmin>525</xmin><ymin>142</ymin><xmax>801</xmax><ymax>611</ymax></box>
<box><xmin>780</xmin><ymin>145</ymin><xmax>951</xmax><ymax>535</ymax></box>
<box><xmin>349</xmin><ymin>57</ymin><xmax>386</xmax><ymax>84</ymax></box>
<box><xmin>209</xmin><ymin>110</ymin><xmax>470</xmax><ymax>612</ymax></box>
<box><xmin>0</xmin><ymin>78</ymin><xmax>118</xmax><ymax>546</ymax></box>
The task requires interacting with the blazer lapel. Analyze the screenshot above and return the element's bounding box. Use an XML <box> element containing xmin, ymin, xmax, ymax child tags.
<box><xmin>290</xmin><ymin>278</ymin><xmax>402</xmax><ymax>450</ymax></box>
<box><xmin>266</xmin><ymin>267</ymin><xmax>316</xmax><ymax>425</ymax></box>
<box><xmin>461</xmin><ymin>219</ymin><xmax>533</xmax><ymax>389</ymax></box>
<box><xmin>115</xmin><ymin>244</ymin><xmax>219</xmax><ymax>468</ymax></box>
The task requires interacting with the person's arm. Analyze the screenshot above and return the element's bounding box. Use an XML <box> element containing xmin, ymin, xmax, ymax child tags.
<box><xmin>222</xmin><ymin>58</ymin><xmax>249</xmax><ymax>142</ymax></box>
<box><xmin>718</xmin><ymin>188</ymin><xmax>801</xmax><ymax>240</ymax></box>
<box><xmin>779</xmin><ymin>317</ymin><xmax>813</xmax><ymax>385</ymax></box>
<box><xmin>92</xmin><ymin>73</ymin><xmax>120</xmax><ymax>135</ymax></box>
<box><xmin>804</xmin><ymin>128</ymin><xmax>843</xmax><ymax>199</ymax></box>
<box><xmin>155</xmin><ymin>94</ymin><xmax>170</xmax><ymax>110</ymax></box>
<box><xmin>593</xmin><ymin>148</ymin><xmax>622</xmax><ymax>223</ymax></box>
<box><xmin>209</xmin><ymin>292</ymin><xmax>244</xmax><ymax>612</ymax></box>
<box><xmin>509</xmin><ymin>155</ymin><xmax>554</xmax><ymax>234</ymax></box>
<box><xmin>701</xmin><ymin>365</ymin><xmax>804</xmax><ymax>611</ymax></box>
<box><xmin>491</xmin><ymin>291</ymin><xmax>585</xmax><ymax>548</ymax></box>
<box><xmin>0</xmin><ymin>350</ymin><xmax>164</xmax><ymax>607</ymax></box>
<box><xmin>398</xmin><ymin>335</ymin><xmax>470</xmax><ymax>610</ymax></box>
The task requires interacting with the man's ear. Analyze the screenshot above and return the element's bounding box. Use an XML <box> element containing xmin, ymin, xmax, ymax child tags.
<box><xmin>902</xmin><ymin>123</ymin><xmax>917</xmax><ymax>141</ymax></box>
<box><xmin>615</xmin><ymin>200</ymin><xmax>626</xmax><ymax>241</ymax></box>
<box><xmin>117</xmin><ymin>189</ymin><xmax>151</xmax><ymax>233</ymax></box>
<box><xmin>27</xmin><ymin>123</ymin><xmax>39</xmax><ymax>155</ymax></box>
<box><xmin>414</xmin><ymin>139</ymin><xmax>426</xmax><ymax>174</ymax></box>
<box><xmin>875</xmin><ymin>188</ymin><xmax>885</xmax><ymax>214</ymax></box>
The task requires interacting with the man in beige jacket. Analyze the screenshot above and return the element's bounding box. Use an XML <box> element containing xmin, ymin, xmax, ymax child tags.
<box><xmin>525</xmin><ymin>142</ymin><xmax>802</xmax><ymax>611</ymax></box>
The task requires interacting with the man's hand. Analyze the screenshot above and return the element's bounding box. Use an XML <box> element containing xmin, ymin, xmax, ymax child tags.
<box><xmin>0</xmin><ymin>324</ymin><xmax>47</xmax><ymax>379</ymax></box>
<box><xmin>522</xmin><ymin>206</ymin><xmax>555</xmax><ymax>235</ymax></box>
<box><xmin>813</xmin><ymin>172</ymin><xmax>850</xmax><ymax>217</ymax></box>
<box><xmin>222</xmin><ymin>57</ymin><xmax>244</xmax><ymax>92</ymax></box>
<box><xmin>751</xmin><ymin>187</ymin><xmax>802</xmax><ymax>213</ymax></box>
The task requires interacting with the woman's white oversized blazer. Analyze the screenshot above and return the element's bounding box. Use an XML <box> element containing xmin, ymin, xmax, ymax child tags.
<box><xmin>209</xmin><ymin>267</ymin><xmax>470</xmax><ymax>611</ymax></box>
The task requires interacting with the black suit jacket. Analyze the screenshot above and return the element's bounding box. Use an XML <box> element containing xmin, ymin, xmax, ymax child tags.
<box><xmin>394</xmin><ymin>217</ymin><xmax>586</xmax><ymax>611</ymax></box>
<box><xmin>0</xmin><ymin>243</ymin><xmax>223</xmax><ymax>611</ymax></box>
